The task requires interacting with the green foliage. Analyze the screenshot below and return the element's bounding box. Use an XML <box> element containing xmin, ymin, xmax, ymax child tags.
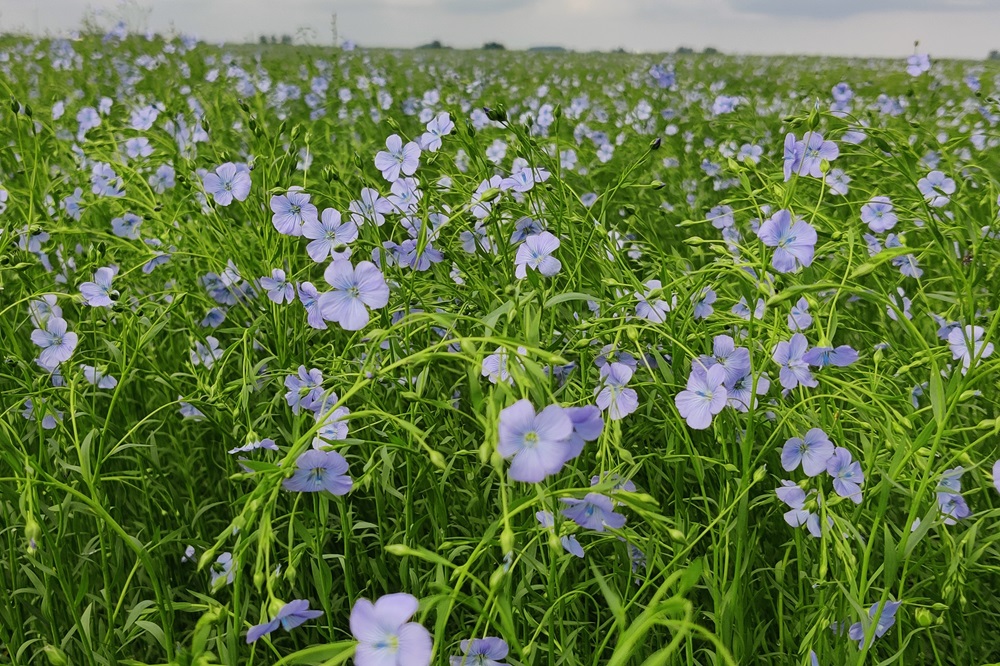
<box><xmin>0</xmin><ymin>33</ymin><xmax>999</xmax><ymax>666</ymax></box>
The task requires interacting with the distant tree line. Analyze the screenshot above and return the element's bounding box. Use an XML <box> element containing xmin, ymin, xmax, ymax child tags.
<box><xmin>417</xmin><ymin>41</ymin><xmax>506</xmax><ymax>50</ymax></box>
<box><xmin>259</xmin><ymin>35</ymin><xmax>294</xmax><ymax>45</ymax></box>
<box><xmin>990</xmin><ymin>50</ymin><xmax>1000</xmax><ymax>61</ymax></box>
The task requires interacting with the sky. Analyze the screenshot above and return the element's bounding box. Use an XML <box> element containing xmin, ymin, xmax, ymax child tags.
<box><xmin>1</xmin><ymin>0</ymin><xmax>999</xmax><ymax>59</ymax></box>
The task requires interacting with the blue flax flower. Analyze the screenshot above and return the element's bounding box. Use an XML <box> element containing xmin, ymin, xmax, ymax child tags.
<box><xmin>772</xmin><ymin>334</ymin><xmax>817</xmax><ymax>390</ymax></box>
<box><xmin>595</xmin><ymin>363</ymin><xmax>639</xmax><ymax>420</ymax></box>
<box><xmin>320</xmin><ymin>260</ymin><xmax>390</xmax><ymax>331</ymax></box>
<box><xmin>781</xmin><ymin>428</ymin><xmax>834</xmax><ymax>477</ymax></box>
<box><xmin>802</xmin><ymin>345</ymin><xmax>858</xmax><ymax>368</ymax></box>
<box><xmin>270</xmin><ymin>190</ymin><xmax>318</xmax><ymax>236</ymax></box>
<box><xmin>450</xmin><ymin>637</ymin><xmax>509</xmax><ymax>666</ymax></box>
<box><xmin>203</xmin><ymin>162</ymin><xmax>251</xmax><ymax>206</ymax></box>
<box><xmin>674</xmin><ymin>363</ymin><xmax>727</xmax><ymax>430</ymax></box>
<box><xmin>845</xmin><ymin>600</ymin><xmax>901</xmax><ymax>649</ymax></box>
<box><xmin>756</xmin><ymin>210</ymin><xmax>816</xmax><ymax>274</ymax></box>
<box><xmin>498</xmin><ymin>400</ymin><xmax>575</xmax><ymax>483</ymax></box>
<box><xmin>827</xmin><ymin>447</ymin><xmax>864</xmax><ymax>503</ymax></box>
<box><xmin>32</xmin><ymin>317</ymin><xmax>78</xmax><ymax>371</ymax></box>
<box><xmin>246</xmin><ymin>599</ymin><xmax>323</xmax><ymax>643</ymax></box>
<box><xmin>350</xmin><ymin>593</ymin><xmax>432</xmax><ymax>666</ymax></box>
<box><xmin>561</xmin><ymin>493</ymin><xmax>626</xmax><ymax>532</ymax></box>
<box><xmin>79</xmin><ymin>267</ymin><xmax>117</xmax><ymax>307</ymax></box>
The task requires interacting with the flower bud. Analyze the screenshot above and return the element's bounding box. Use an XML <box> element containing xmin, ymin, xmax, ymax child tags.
<box><xmin>500</xmin><ymin>528</ymin><xmax>515</xmax><ymax>554</ymax></box>
<box><xmin>484</xmin><ymin>105</ymin><xmax>507</xmax><ymax>123</ymax></box>
<box><xmin>267</xmin><ymin>598</ymin><xmax>285</xmax><ymax>617</ymax></box>
<box><xmin>478</xmin><ymin>187</ymin><xmax>502</xmax><ymax>204</ymax></box>
<box><xmin>197</xmin><ymin>548</ymin><xmax>217</xmax><ymax>571</ymax></box>
<box><xmin>42</xmin><ymin>646</ymin><xmax>67</xmax><ymax>666</ymax></box>
<box><xmin>489</xmin><ymin>566</ymin><xmax>505</xmax><ymax>589</ymax></box>
<box><xmin>25</xmin><ymin>514</ymin><xmax>41</xmax><ymax>554</ymax></box>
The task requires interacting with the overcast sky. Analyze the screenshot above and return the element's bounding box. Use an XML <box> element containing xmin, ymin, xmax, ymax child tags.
<box><xmin>1</xmin><ymin>0</ymin><xmax>999</xmax><ymax>59</ymax></box>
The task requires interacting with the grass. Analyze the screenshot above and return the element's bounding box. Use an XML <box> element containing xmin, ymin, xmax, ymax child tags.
<box><xmin>0</xmin><ymin>33</ymin><xmax>999</xmax><ymax>666</ymax></box>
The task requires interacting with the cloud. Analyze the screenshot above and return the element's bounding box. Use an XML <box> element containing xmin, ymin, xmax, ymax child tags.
<box><xmin>727</xmin><ymin>0</ymin><xmax>997</xmax><ymax>19</ymax></box>
<box><xmin>441</xmin><ymin>0</ymin><xmax>542</xmax><ymax>13</ymax></box>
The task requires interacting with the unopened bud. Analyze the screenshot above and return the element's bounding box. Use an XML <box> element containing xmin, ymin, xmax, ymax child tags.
<box><xmin>500</xmin><ymin>528</ymin><xmax>515</xmax><ymax>554</ymax></box>
<box><xmin>478</xmin><ymin>187</ymin><xmax>502</xmax><ymax>204</ymax></box>
<box><xmin>267</xmin><ymin>598</ymin><xmax>285</xmax><ymax>617</ymax></box>
<box><xmin>650</xmin><ymin>137</ymin><xmax>662</xmax><ymax>150</ymax></box>
<box><xmin>42</xmin><ymin>646</ymin><xmax>67</xmax><ymax>666</ymax></box>
<box><xmin>484</xmin><ymin>105</ymin><xmax>507</xmax><ymax>123</ymax></box>
<box><xmin>197</xmin><ymin>548</ymin><xmax>217</xmax><ymax>571</ymax></box>
<box><xmin>25</xmin><ymin>514</ymin><xmax>41</xmax><ymax>554</ymax></box>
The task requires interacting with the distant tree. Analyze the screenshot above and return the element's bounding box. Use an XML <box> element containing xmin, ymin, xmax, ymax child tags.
<box><xmin>612</xmin><ymin>47</ymin><xmax>627</xmax><ymax>54</ymax></box>
<box><xmin>269</xmin><ymin>35</ymin><xmax>277</xmax><ymax>44</ymax></box>
<box><xmin>280</xmin><ymin>34</ymin><xmax>292</xmax><ymax>45</ymax></box>
<box><xmin>703</xmin><ymin>46</ymin><xmax>719</xmax><ymax>55</ymax></box>
<box><xmin>675</xmin><ymin>46</ymin><xmax>694</xmax><ymax>54</ymax></box>
<box><xmin>483</xmin><ymin>42</ymin><xmax>506</xmax><ymax>50</ymax></box>
<box><xmin>989</xmin><ymin>50</ymin><xmax>1000</xmax><ymax>61</ymax></box>
<box><xmin>259</xmin><ymin>35</ymin><xmax>268</xmax><ymax>45</ymax></box>
<box><xmin>418</xmin><ymin>40</ymin><xmax>445</xmax><ymax>49</ymax></box>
